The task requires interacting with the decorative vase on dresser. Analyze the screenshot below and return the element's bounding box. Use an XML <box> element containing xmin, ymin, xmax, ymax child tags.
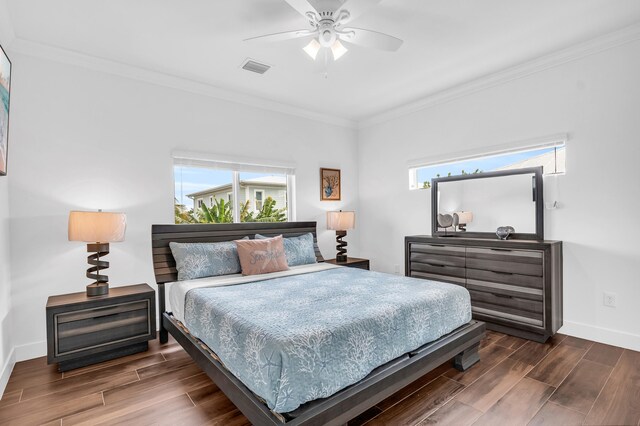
<box><xmin>405</xmin><ymin>236</ymin><xmax>562</xmax><ymax>343</ymax></box>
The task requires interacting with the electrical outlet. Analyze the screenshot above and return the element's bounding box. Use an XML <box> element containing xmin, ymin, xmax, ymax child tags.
<box><xmin>394</xmin><ymin>264</ymin><xmax>401</xmax><ymax>275</ymax></box>
<box><xmin>603</xmin><ymin>292</ymin><xmax>617</xmax><ymax>307</ymax></box>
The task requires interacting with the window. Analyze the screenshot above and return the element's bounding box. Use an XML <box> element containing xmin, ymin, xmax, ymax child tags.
<box><xmin>409</xmin><ymin>139</ymin><xmax>566</xmax><ymax>190</ymax></box>
<box><xmin>173</xmin><ymin>155</ymin><xmax>294</xmax><ymax>224</ymax></box>
<box><xmin>255</xmin><ymin>190</ymin><xmax>264</xmax><ymax>211</ymax></box>
<box><xmin>240</xmin><ymin>172</ymin><xmax>288</xmax><ymax>222</ymax></box>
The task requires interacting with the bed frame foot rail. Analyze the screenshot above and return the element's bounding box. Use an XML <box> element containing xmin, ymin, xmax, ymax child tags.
<box><xmin>453</xmin><ymin>342</ymin><xmax>480</xmax><ymax>371</ymax></box>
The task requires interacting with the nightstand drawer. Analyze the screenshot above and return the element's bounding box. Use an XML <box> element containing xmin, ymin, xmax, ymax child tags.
<box><xmin>56</xmin><ymin>300</ymin><xmax>151</xmax><ymax>356</ymax></box>
<box><xmin>348</xmin><ymin>262</ymin><xmax>370</xmax><ymax>270</ymax></box>
<box><xmin>325</xmin><ymin>257</ymin><xmax>370</xmax><ymax>270</ymax></box>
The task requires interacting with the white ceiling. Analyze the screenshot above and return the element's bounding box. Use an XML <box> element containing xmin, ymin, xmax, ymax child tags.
<box><xmin>6</xmin><ymin>0</ymin><xmax>640</xmax><ymax>123</ymax></box>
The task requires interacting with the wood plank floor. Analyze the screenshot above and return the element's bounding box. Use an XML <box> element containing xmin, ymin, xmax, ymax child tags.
<box><xmin>1</xmin><ymin>331</ymin><xmax>639</xmax><ymax>425</ymax></box>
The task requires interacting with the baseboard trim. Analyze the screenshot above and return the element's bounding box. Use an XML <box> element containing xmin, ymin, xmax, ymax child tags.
<box><xmin>0</xmin><ymin>347</ymin><xmax>16</xmax><ymax>398</ymax></box>
<box><xmin>559</xmin><ymin>320</ymin><xmax>640</xmax><ymax>352</ymax></box>
<box><xmin>14</xmin><ymin>340</ymin><xmax>47</xmax><ymax>362</ymax></box>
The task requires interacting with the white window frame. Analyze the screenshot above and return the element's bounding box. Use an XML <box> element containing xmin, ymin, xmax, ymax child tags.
<box><xmin>197</xmin><ymin>199</ymin><xmax>203</xmax><ymax>208</ymax></box>
<box><xmin>172</xmin><ymin>151</ymin><xmax>296</xmax><ymax>222</ymax></box>
<box><xmin>408</xmin><ymin>134</ymin><xmax>567</xmax><ymax>190</ymax></box>
<box><xmin>209</xmin><ymin>196</ymin><xmax>214</xmax><ymax>207</ymax></box>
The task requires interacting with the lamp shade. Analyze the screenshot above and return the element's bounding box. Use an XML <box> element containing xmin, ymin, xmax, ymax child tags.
<box><xmin>68</xmin><ymin>211</ymin><xmax>127</xmax><ymax>243</ymax></box>
<box><xmin>327</xmin><ymin>211</ymin><xmax>355</xmax><ymax>231</ymax></box>
<box><xmin>453</xmin><ymin>211</ymin><xmax>473</xmax><ymax>225</ymax></box>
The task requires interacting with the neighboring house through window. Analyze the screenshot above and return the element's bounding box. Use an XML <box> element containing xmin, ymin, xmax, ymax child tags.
<box><xmin>173</xmin><ymin>153</ymin><xmax>295</xmax><ymax>224</ymax></box>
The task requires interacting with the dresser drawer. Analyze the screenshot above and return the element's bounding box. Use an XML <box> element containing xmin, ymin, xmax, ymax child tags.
<box><xmin>466</xmin><ymin>247</ymin><xmax>543</xmax><ymax>264</ymax></box>
<box><xmin>469</xmin><ymin>289</ymin><xmax>543</xmax><ymax>324</ymax></box>
<box><xmin>466</xmin><ymin>279</ymin><xmax>542</xmax><ymax>301</ymax></box>
<box><xmin>466</xmin><ymin>257</ymin><xmax>542</xmax><ymax>277</ymax></box>
<box><xmin>409</xmin><ymin>271</ymin><xmax>466</xmax><ymax>286</ymax></box>
<box><xmin>410</xmin><ymin>261</ymin><xmax>465</xmax><ymax>279</ymax></box>
<box><xmin>472</xmin><ymin>306</ymin><xmax>544</xmax><ymax>328</ymax></box>
<box><xmin>410</xmin><ymin>243</ymin><xmax>465</xmax><ymax>257</ymax></box>
<box><xmin>466</xmin><ymin>268</ymin><xmax>543</xmax><ymax>289</ymax></box>
<box><xmin>410</xmin><ymin>252</ymin><xmax>465</xmax><ymax>268</ymax></box>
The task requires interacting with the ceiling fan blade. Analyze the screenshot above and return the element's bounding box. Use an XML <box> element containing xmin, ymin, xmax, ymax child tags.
<box><xmin>335</xmin><ymin>0</ymin><xmax>384</xmax><ymax>24</ymax></box>
<box><xmin>244</xmin><ymin>29</ymin><xmax>316</xmax><ymax>43</ymax></box>
<box><xmin>283</xmin><ymin>0</ymin><xmax>319</xmax><ymax>19</ymax></box>
<box><xmin>340</xmin><ymin>28</ymin><xmax>403</xmax><ymax>51</ymax></box>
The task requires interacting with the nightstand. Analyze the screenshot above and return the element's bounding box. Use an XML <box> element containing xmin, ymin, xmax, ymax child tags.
<box><xmin>46</xmin><ymin>283</ymin><xmax>156</xmax><ymax>372</ymax></box>
<box><xmin>325</xmin><ymin>257</ymin><xmax>370</xmax><ymax>270</ymax></box>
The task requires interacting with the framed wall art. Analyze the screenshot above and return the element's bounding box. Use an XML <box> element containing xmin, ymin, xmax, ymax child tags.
<box><xmin>0</xmin><ymin>42</ymin><xmax>11</xmax><ymax>176</ymax></box>
<box><xmin>320</xmin><ymin>168</ymin><xmax>341</xmax><ymax>201</ymax></box>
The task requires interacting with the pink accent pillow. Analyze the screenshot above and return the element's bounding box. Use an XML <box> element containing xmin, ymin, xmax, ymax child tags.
<box><xmin>235</xmin><ymin>235</ymin><xmax>289</xmax><ymax>276</ymax></box>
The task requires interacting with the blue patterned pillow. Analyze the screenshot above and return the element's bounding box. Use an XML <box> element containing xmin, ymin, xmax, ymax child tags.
<box><xmin>170</xmin><ymin>240</ymin><xmax>246</xmax><ymax>280</ymax></box>
<box><xmin>255</xmin><ymin>233</ymin><xmax>317</xmax><ymax>266</ymax></box>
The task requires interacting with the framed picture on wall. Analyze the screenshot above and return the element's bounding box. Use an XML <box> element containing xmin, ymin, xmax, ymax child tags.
<box><xmin>0</xmin><ymin>43</ymin><xmax>11</xmax><ymax>176</ymax></box>
<box><xmin>320</xmin><ymin>168</ymin><xmax>341</xmax><ymax>201</ymax></box>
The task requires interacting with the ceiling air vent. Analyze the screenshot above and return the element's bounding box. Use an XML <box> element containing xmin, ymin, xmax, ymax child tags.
<box><xmin>241</xmin><ymin>59</ymin><xmax>271</xmax><ymax>75</ymax></box>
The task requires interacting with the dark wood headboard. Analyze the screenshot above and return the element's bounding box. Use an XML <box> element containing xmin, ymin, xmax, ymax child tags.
<box><xmin>151</xmin><ymin>221</ymin><xmax>324</xmax><ymax>285</ymax></box>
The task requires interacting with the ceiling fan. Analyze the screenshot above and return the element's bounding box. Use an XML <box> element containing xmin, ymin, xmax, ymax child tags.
<box><xmin>245</xmin><ymin>0</ymin><xmax>403</xmax><ymax>61</ymax></box>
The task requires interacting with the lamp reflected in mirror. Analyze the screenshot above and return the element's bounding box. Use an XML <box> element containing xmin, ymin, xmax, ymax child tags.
<box><xmin>453</xmin><ymin>211</ymin><xmax>473</xmax><ymax>231</ymax></box>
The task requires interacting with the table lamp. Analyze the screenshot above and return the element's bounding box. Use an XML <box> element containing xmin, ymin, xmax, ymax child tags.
<box><xmin>453</xmin><ymin>211</ymin><xmax>473</xmax><ymax>232</ymax></box>
<box><xmin>68</xmin><ymin>210</ymin><xmax>127</xmax><ymax>296</ymax></box>
<box><xmin>327</xmin><ymin>210</ymin><xmax>355</xmax><ymax>263</ymax></box>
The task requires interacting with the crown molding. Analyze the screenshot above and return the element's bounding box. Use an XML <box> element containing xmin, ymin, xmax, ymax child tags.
<box><xmin>7</xmin><ymin>38</ymin><xmax>357</xmax><ymax>129</ymax></box>
<box><xmin>3</xmin><ymin>18</ymin><xmax>639</xmax><ymax>131</ymax></box>
<box><xmin>359</xmin><ymin>22</ymin><xmax>640</xmax><ymax>129</ymax></box>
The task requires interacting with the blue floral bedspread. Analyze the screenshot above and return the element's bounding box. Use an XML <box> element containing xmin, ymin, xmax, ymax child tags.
<box><xmin>184</xmin><ymin>267</ymin><xmax>471</xmax><ymax>413</ymax></box>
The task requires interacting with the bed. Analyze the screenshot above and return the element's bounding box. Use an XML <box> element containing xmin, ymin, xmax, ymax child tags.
<box><xmin>152</xmin><ymin>221</ymin><xmax>485</xmax><ymax>426</ymax></box>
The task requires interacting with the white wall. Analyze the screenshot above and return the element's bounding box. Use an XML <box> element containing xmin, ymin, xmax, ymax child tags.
<box><xmin>0</xmin><ymin>0</ymin><xmax>14</xmax><ymax>395</ymax></box>
<box><xmin>7</xmin><ymin>53</ymin><xmax>359</xmax><ymax>359</ymax></box>
<box><xmin>0</xmin><ymin>173</ymin><xmax>13</xmax><ymax>395</ymax></box>
<box><xmin>358</xmin><ymin>40</ymin><xmax>640</xmax><ymax>350</ymax></box>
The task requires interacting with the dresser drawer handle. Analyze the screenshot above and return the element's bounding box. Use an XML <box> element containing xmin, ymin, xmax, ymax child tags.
<box><xmin>494</xmin><ymin>293</ymin><xmax>513</xmax><ymax>299</ymax></box>
<box><xmin>492</xmin><ymin>270</ymin><xmax>514</xmax><ymax>275</ymax></box>
<box><xmin>490</xmin><ymin>248</ymin><xmax>513</xmax><ymax>252</ymax></box>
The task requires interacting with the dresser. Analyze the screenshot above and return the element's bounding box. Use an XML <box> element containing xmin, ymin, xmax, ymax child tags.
<box><xmin>405</xmin><ymin>236</ymin><xmax>562</xmax><ymax>343</ymax></box>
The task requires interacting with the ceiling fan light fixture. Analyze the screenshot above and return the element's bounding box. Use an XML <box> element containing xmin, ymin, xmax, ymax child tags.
<box><xmin>303</xmin><ymin>38</ymin><xmax>321</xmax><ymax>60</ymax></box>
<box><xmin>331</xmin><ymin>39</ymin><xmax>348</xmax><ymax>60</ymax></box>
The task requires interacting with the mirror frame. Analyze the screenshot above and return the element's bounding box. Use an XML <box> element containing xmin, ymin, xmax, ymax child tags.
<box><xmin>431</xmin><ymin>166</ymin><xmax>544</xmax><ymax>240</ymax></box>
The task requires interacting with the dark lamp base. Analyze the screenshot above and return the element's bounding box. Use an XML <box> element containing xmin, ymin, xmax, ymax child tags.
<box><xmin>87</xmin><ymin>282</ymin><xmax>109</xmax><ymax>297</ymax></box>
<box><xmin>334</xmin><ymin>230</ymin><xmax>348</xmax><ymax>263</ymax></box>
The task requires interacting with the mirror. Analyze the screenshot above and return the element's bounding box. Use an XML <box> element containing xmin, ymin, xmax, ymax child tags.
<box><xmin>431</xmin><ymin>167</ymin><xmax>544</xmax><ymax>240</ymax></box>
